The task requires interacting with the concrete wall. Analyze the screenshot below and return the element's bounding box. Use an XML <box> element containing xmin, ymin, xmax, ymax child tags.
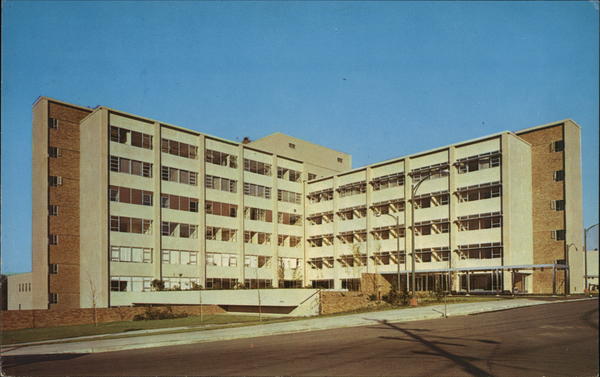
<box><xmin>563</xmin><ymin>121</ymin><xmax>584</xmax><ymax>293</ymax></box>
<box><xmin>248</xmin><ymin>132</ymin><xmax>352</xmax><ymax>178</ymax></box>
<box><xmin>7</xmin><ymin>273</ymin><xmax>33</xmax><ymax>310</ymax></box>
<box><xmin>31</xmin><ymin>98</ymin><xmax>49</xmax><ymax>309</ymax></box>
<box><xmin>79</xmin><ymin>109</ymin><xmax>109</xmax><ymax>308</ymax></box>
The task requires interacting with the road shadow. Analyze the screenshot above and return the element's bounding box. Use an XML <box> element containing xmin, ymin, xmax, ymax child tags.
<box><xmin>375</xmin><ymin>319</ymin><xmax>497</xmax><ymax>377</ymax></box>
<box><xmin>1</xmin><ymin>353</ymin><xmax>87</xmax><ymax>371</ymax></box>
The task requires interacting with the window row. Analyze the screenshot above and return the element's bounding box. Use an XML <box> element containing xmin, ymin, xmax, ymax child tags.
<box><xmin>161</xmin><ymin>166</ymin><xmax>198</xmax><ymax>186</ymax></box>
<box><xmin>277</xmin><ymin>167</ymin><xmax>302</xmax><ymax>182</ymax></box>
<box><xmin>109</xmin><ymin>186</ymin><xmax>153</xmax><ymax>206</ymax></box>
<box><xmin>414</xmin><ymin>248</ymin><xmax>450</xmax><ymax>262</ymax></box>
<box><xmin>458</xmin><ymin>247</ymin><xmax>502</xmax><ymax>260</ymax></box>
<box><xmin>244</xmin><ymin>183</ymin><xmax>271</xmax><ymax>199</ymax></box>
<box><xmin>457</xmin><ymin>217</ymin><xmax>502</xmax><ymax>231</ymax></box>
<box><xmin>277</xmin><ymin>234</ymin><xmax>302</xmax><ymax>247</ymax></box>
<box><xmin>244</xmin><ymin>231</ymin><xmax>271</xmax><ymax>245</ymax></box>
<box><xmin>110</xmin><ymin>276</ymin><xmax>153</xmax><ymax>292</ymax></box>
<box><xmin>338</xmin><ymin>208</ymin><xmax>367</xmax><ymax>220</ymax></box>
<box><xmin>245</xmin><ymin>255</ymin><xmax>271</xmax><ymax>268</ymax></box>
<box><xmin>110</xmin><ymin>156</ymin><xmax>152</xmax><ymax>177</ymax></box>
<box><xmin>161</xmin><ymin>194</ymin><xmax>199</xmax><ymax>212</ymax></box>
<box><xmin>307</xmin><ymin>213</ymin><xmax>334</xmax><ymax>225</ymax></box>
<box><xmin>18</xmin><ymin>283</ymin><xmax>32</xmax><ymax>292</ymax></box>
<box><xmin>458</xmin><ymin>186</ymin><xmax>501</xmax><ymax>202</ymax></box>
<box><xmin>278</xmin><ymin>189</ymin><xmax>302</xmax><ymax>204</ymax></box>
<box><xmin>245</xmin><ymin>207</ymin><xmax>273</xmax><ymax>222</ymax></box>
<box><xmin>206</xmin><ymin>226</ymin><xmax>237</xmax><ymax>242</ymax></box>
<box><xmin>161</xmin><ymin>221</ymin><xmax>198</xmax><ymax>238</ymax></box>
<box><xmin>410</xmin><ymin>165</ymin><xmax>449</xmax><ymax>182</ymax></box>
<box><xmin>161</xmin><ymin>249</ymin><xmax>198</xmax><ymax>265</ymax></box>
<box><xmin>371</xmin><ymin>174</ymin><xmax>405</xmax><ymax>191</ymax></box>
<box><xmin>307</xmin><ymin>190</ymin><xmax>333</xmax><ymax>203</ymax></box>
<box><xmin>161</xmin><ymin>138</ymin><xmax>198</xmax><ymax>159</ymax></box>
<box><xmin>244</xmin><ymin>158</ymin><xmax>272</xmax><ymax>176</ymax></box>
<box><xmin>413</xmin><ymin>193</ymin><xmax>449</xmax><ymax>209</ymax></box>
<box><xmin>205</xmin><ymin>200</ymin><xmax>237</xmax><ymax>217</ymax></box>
<box><xmin>205</xmin><ymin>175</ymin><xmax>237</xmax><ymax>193</ymax></box>
<box><xmin>456</xmin><ymin>155</ymin><xmax>500</xmax><ymax>174</ymax></box>
<box><xmin>278</xmin><ymin>212</ymin><xmax>302</xmax><ymax>226</ymax></box>
<box><xmin>206</xmin><ymin>149</ymin><xmax>237</xmax><ymax>168</ymax></box>
<box><xmin>206</xmin><ymin>278</ymin><xmax>238</xmax><ymax>289</ymax></box>
<box><xmin>110</xmin><ymin>246</ymin><xmax>152</xmax><ymax>263</ymax></box>
<box><xmin>110</xmin><ymin>216</ymin><xmax>152</xmax><ymax>234</ymax></box>
<box><xmin>110</xmin><ymin>126</ymin><xmax>153</xmax><ymax>150</ymax></box>
<box><xmin>279</xmin><ymin>257</ymin><xmax>303</xmax><ymax>269</ymax></box>
<box><xmin>206</xmin><ymin>253</ymin><xmax>238</xmax><ymax>267</ymax></box>
<box><xmin>414</xmin><ymin>222</ymin><xmax>449</xmax><ymax>236</ymax></box>
<box><xmin>338</xmin><ymin>183</ymin><xmax>366</xmax><ymax>197</ymax></box>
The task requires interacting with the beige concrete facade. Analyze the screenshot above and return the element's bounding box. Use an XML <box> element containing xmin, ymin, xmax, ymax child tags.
<box><xmin>7</xmin><ymin>273</ymin><xmax>33</xmax><ymax>310</ymax></box>
<box><xmin>28</xmin><ymin>97</ymin><xmax>586</xmax><ymax>308</ymax></box>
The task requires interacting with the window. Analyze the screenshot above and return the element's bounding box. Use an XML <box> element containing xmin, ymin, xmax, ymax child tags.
<box><xmin>49</xmin><ymin>118</ymin><xmax>59</xmax><ymax>129</ymax></box>
<box><xmin>278</xmin><ymin>189</ymin><xmax>302</xmax><ymax>204</ymax></box>
<box><xmin>337</xmin><ymin>182</ymin><xmax>366</xmax><ymax>197</ymax></box>
<box><xmin>245</xmin><ymin>207</ymin><xmax>273</xmax><ymax>222</ymax></box>
<box><xmin>160</xmin><ymin>221</ymin><xmax>197</xmax><ymax>238</ymax></box>
<box><xmin>308</xmin><ymin>173</ymin><xmax>317</xmax><ymax>180</ymax></box>
<box><xmin>307</xmin><ymin>189</ymin><xmax>334</xmax><ymax>203</ymax></box>
<box><xmin>277</xmin><ymin>167</ymin><xmax>302</xmax><ymax>182</ymax></box>
<box><xmin>161</xmin><ymin>166</ymin><xmax>198</xmax><ymax>185</ymax></box>
<box><xmin>162</xmin><ymin>249</ymin><xmax>198</xmax><ymax>265</ymax></box>
<box><xmin>205</xmin><ymin>278</ymin><xmax>238</xmax><ymax>290</ymax></box>
<box><xmin>551</xmin><ymin>140</ymin><xmax>564</xmax><ymax>152</ymax></box>
<box><xmin>110</xmin><ymin>156</ymin><xmax>152</xmax><ymax>178</ymax></box>
<box><xmin>371</xmin><ymin>174</ymin><xmax>405</xmax><ymax>191</ymax></box>
<box><xmin>111</xmin><ymin>246</ymin><xmax>152</xmax><ymax>263</ymax></box>
<box><xmin>49</xmin><ymin>264</ymin><xmax>58</xmax><ymax>274</ymax></box>
<box><xmin>205</xmin><ymin>175</ymin><xmax>237</xmax><ymax>193</ymax></box>
<box><xmin>278</xmin><ymin>212</ymin><xmax>302</xmax><ymax>226</ymax></box>
<box><xmin>288</xmin><ymin>143</ymin><xmax>296</xmax><ymax>149</ymax></box>
<box><xmin>110</xmin><ymin>126</ymin><xmax>153</xmax><ymax>150</ymax></box>
<box><xmin>551</xmin><ymin>229</ymin><xmax>566</xmax><ymax>241</ymax></box>
<box><xmin>457</xmin><ymin>183</ymin><xmax>502</xmax><ymax>202</ymax></box>
<box><xmin>48</xmin><ymin>176</ymin><xmax>62</xmax><ymax>186</ymax></box>
<box><xmin>551</xmin><ymin>200</ymin><xmax>565</xmax><ymax>211</ymax></box>
<box><xmin>48</xmin><ymin>205</ymin><xmax>58</xmax><ymax>216</ymax></box>
<box><xmin>457</xmin><ymin>213</ymin><xmax>502</xmax><ymax>231</ymax></box>
<box><xmin>48</xmin><ymin>147</ymin><xmax>60</xmax><ymax>158</ymax></box>
<box><xmin>160</xmin><ymin>193</ymin><xmax>198</xmax><ymax>212</ymax></box>
<box><xmin>244</xmin><ymin>183</ymin><xmax>272</xmax><ymax>199</ymax></box>
<box><xmin>49</xmin><ymin>293</ymin><xmax>58</xmax><ymax>304</ymax></box>
<box><xmin>553</xmin><ymin>170</ymin><xmax>565</xmax><ymax>182</ymax></box>
<box><xmin>244</xmin><ymin>159</ymin><xmax>272</xmax><ymax>176</ymax></box>
<box><xmin>161</xmin><ymin>138</ymin><xmax>198</xmax><ymax>159</ymax></box>
<box><xmin>337</xmin><ymin>157</ymin><xmax>343</xmax><ymax>163</ymax></box>
<box><xmin>109</xmin><ymin>186</ymin><xmax>153</xmax><ymax>206</ymax></box>
<box><xmin>206</xmin><ymin>149</ymin><xmax>237</xmax><ymax>168</ymax></box>
<box><xmin>110</xmin><ymin>216</ymin><xmax>152</xmax><ymax>234</ymax></box>
<box><xmin>244</xmin><ymin>231</ymin><xmax>271</xmax><ymax>245</ymax></box>
<box><xmin>205</xmin><ymin>200</ymin><xmax>237</xmax><ymax>217</ymax></box>
<box><xmin>206</xmin><ymin>253</ymin><xmax>238</xmax><ymax>267</ymax></box>
<box><xmin>456</xmin><ymin>152</ymin><xmax>501</xmax><ymax>174</ymax></box>
<box><xmin>49</xmin><ymin>234</ymin><xmax>58</xmax><ymax>245</ymax></box>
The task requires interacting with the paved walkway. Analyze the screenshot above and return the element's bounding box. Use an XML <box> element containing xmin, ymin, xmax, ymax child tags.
<box><xmin>0</xmin><ymin>298</ymin><xmax>590</xmax><ymax>356</ymax></box>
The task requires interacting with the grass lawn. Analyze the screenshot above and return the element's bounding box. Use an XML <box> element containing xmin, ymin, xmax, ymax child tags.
<box><xmin>1</xmin><ymin>296</ymin><xmax>505</xmax><ymax>346</ymax></box>
<box><xmin>1</xmin><ymin>313</ymin><xmax>281</xmax><ymax>346</ymax></box>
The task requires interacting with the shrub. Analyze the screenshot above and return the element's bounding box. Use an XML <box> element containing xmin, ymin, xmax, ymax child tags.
<box><xmin>151</xmin><ymin>279</ymin><xmax>165</xmax><ymax>291</ymax></box>
<box><xmin>383</xmin><ymin>289</ymin><xmax>409</xmax><ymax>306</ymax></box>
<box><xmin>133</xmin><ymin>306</ymin><xmax>188</xmax><ymax>321</ymax></box>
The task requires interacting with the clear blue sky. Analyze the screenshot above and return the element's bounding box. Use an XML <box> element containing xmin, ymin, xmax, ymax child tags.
<box><xmin>2</xmin><ymin>1</ymin><xmax>598</xmax><ymax>274</ymax></box>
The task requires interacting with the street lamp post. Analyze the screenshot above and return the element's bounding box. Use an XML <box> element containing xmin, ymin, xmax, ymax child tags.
<box><xmin>584</xmin><ymin>224</ymin><xmax>598</xmax><ymax>294</ymax></box>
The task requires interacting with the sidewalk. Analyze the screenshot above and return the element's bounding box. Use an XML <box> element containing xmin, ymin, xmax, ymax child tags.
<box><xmin>0</xmin><ymin>298</ymin><xmax>590</xmax><ymax>356</ymax></box>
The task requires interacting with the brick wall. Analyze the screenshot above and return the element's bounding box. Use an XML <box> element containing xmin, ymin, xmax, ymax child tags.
<box><xmin>1</xmin><ymin>305</ymin><xmax>225</xmax><ymax>331</ymax></box>
<box><xmin>517</xmin><ymin>125</ymin><xmax>566</xmax><ymax>293</ymax></box>
<box><xmin>47</xmin><ymin>101</ymin><xmax>91</xmax><ymax>309</ymax></box>
<box><xmin>319</xmin><ymin>291</ymin><xmax>371</xmax><ymax>315</ymax></box>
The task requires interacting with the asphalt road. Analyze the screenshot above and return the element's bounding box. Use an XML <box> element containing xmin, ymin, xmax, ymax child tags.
<box><xmin>3</xmin><ymin>299</ymin><xmax>598</xmax><ymax>376</ymax></box>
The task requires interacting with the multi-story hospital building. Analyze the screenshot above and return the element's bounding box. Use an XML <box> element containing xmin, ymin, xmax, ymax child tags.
<box><xmin>30</xmin><ymin>97</ymin><xmax>584</xmax><ymax>309</ymax></box>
